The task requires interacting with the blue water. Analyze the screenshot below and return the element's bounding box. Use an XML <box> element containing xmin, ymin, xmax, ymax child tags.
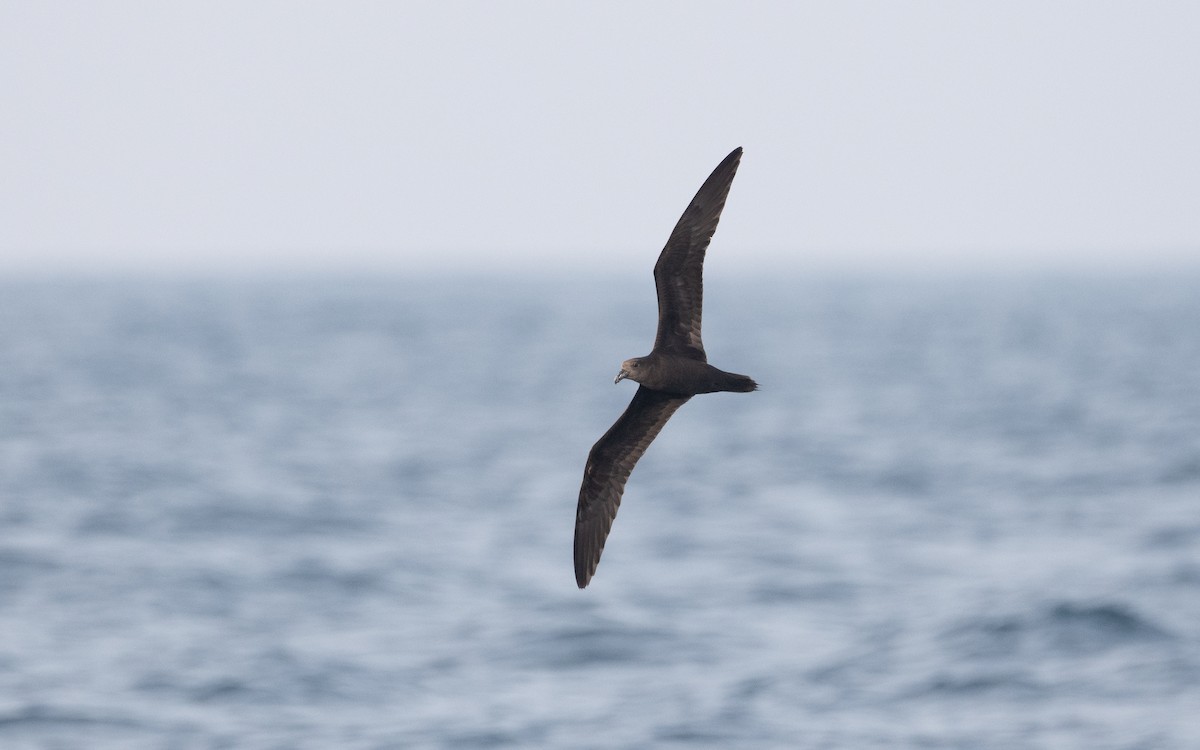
<box><xmin>1</xmin><ymin>274</ymin><xmax>1198</xmax><ymax>749</ymax></box>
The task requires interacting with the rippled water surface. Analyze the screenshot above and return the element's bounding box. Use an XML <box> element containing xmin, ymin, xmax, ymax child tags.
<box><xmin>1</xmin><ymin>274</ymin><xmax>1199</xmax><ymax>749</ymax></box>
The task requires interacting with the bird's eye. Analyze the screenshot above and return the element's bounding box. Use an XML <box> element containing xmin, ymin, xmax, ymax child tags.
<box><xmin>631</xmin><ymin>362</ymin><xmax>639</xmax><ymax>368</ymax></box>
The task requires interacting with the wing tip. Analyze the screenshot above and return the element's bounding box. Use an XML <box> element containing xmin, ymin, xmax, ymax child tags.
<box><xmin>700</xmin><ymin>147</ymin><xmax>743</xmax><ymax>204</ymax></box>
<box><xmin>573</xmin><ymin>533</ymin><xmax>598</xmax><ymax>588</ymax></box>
<box><xmin>718</xmin><ymin>147</ymin><xmax>743</xmax><ymax>172</ymax></box>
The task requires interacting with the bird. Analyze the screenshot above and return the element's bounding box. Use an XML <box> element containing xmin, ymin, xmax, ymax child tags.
<box><xmin>573</xmin><ymin>147</ymin><xmax>757</xmax><ymax>588</ymax></box>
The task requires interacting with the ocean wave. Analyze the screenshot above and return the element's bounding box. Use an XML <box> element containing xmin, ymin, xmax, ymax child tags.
<box><xmin>946</xmin><ymin>600</ymin><xmax>1173</xmax><ymax>660</ymax></box>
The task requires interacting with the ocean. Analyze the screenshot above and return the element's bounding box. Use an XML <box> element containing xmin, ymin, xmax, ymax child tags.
<box><xmin>1</xmin><ymin>273</ymin><xmax>1198</xmax><ymax>749</ymax></box>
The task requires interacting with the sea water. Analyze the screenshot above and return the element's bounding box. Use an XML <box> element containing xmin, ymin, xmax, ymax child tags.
<box><xmin>1</xmin><ymin>273</ymin><xmax>1198</xmax><ymax>749</ymax></box>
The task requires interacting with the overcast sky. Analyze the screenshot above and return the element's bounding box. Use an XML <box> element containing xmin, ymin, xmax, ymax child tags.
<box><xmin>2</xmin><ymin>2</ymin><xmax>1198</xmax><ymax>276</ymax></box>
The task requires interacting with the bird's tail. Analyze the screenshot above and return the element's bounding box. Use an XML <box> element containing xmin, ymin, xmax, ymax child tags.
<box><xmin>724</xmin><ymin>373</ymin><xmax>758</xmax><ymax>393</ymax></box>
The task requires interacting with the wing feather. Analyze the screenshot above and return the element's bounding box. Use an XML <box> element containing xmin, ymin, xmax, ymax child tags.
<box><xmin>573</xmin><ymin>386</ymin><xmax>691</xmax><ymax>587</ymax></box>
<box><xmin>652</xmin><ymin>147</ymin><xmax>742</xmax><ymax>360</ymax></box>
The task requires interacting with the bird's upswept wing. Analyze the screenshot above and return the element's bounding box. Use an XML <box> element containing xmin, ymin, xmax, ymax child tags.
<box><xmin>652</xmin><ymin>146</ymin><xmax>742</xmax><ymax>360</ymax></box>
<box><xmin>574</xmin><ymin>386</ymin><xmax>692</xmax><ymax>587</ymax></box>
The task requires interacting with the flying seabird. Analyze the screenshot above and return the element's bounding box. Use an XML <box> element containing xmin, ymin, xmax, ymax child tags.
<box><xmin>573</xmin><ymin>147</ymin><xmax>757</xmax><ymax>588</ymax></box>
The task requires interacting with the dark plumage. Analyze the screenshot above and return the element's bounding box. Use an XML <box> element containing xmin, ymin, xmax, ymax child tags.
<box><xmin>573</xmin><ymin>147</ymin><xmax>757</xmax><ymax>588</ymax></box>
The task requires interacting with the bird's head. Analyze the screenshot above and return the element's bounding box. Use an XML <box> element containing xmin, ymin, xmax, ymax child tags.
<box><xmin>614</xmin><ymin>357</ymin><xmax>646</xmax><ymax>384</ymax></box>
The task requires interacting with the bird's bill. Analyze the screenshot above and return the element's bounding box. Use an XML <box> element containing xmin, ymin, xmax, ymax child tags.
<box><xmin>614</xmin><ymin>368</ymin><xmax>630</xmax><ymax>384</ymax></box>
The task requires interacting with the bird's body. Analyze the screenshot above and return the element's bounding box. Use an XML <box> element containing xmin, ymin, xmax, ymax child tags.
<box><xmin>616</xmin><ymin>353</ymin><xmax>757</xmax><ymax>396</ymax></box>
<box><xmin>574</xmin><ymin>147</ymin><xmax>756</xmax><ymax>588</ymax></box>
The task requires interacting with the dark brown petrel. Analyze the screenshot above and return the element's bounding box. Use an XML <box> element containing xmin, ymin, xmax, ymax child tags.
<box><xmin>573</xmin><ymin>147</ymin><xmax>757</xmax><ymax>588</ymax></box>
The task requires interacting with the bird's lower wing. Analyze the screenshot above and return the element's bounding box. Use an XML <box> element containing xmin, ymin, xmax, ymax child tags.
<box><xmin>574</xmin><ymin>386</ymin><xmax>691</xmax><ymax>587</ymax></box>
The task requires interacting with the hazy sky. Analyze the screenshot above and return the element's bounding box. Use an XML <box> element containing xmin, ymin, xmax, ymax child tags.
<box><xmin>3</xmin><ymin>2</ymin><xmax>1198</xmax><ymax>275</ymax></box>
